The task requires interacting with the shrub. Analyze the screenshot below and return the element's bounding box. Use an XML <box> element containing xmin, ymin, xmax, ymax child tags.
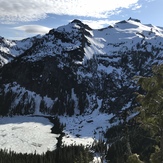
<box><xmin>126</xmin><ymin>154</ymin><xmax>144</xmax><ymax>163</ymax></box>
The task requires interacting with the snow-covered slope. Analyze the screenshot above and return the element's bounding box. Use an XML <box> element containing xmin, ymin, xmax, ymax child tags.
<box><xmin>22</xmin><ymin>18</ymin><xmax>163</xmax><ymax>64</ymax></box>
<box><xmin>60</xmin><ymin>109</ymin><xmax>114</xmax><ymax>146</ymax></box>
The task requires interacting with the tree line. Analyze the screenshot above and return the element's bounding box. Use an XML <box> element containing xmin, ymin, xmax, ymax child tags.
<box><xmin>0</xmin><ymin>145</ymin><xmax>93</xmax><ymax>163</ymax></box>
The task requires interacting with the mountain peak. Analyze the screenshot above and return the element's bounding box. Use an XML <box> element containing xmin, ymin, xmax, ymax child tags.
<box><xmin>71</xmin><ymin>19</ymin><xmax>83</xmax><ymax>24</ymax></box>
<box><xmin>128</xmin><ymin>17</ymin><xmax>141</xmax><ymax>23</ymax></box>
<box><xmin>71</xmin><ymin>19</ymin><xmax>92</xmax><ymax>30</ymax></box>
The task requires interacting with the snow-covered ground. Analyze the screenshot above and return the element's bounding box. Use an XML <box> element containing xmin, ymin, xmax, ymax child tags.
<box><xmin>0</xmin><ymin>116</ymin><xmax>58</xmax><ymax>154</ymax></box>
<box><xmin>59</xmin><ymin>109</ymin><xmax>114</xmax><ymax>147</ymax></box>
<box><xmin>0</xmin><ymin>109</ymin><xmax>114</xmax><ymax>155</ymax></box>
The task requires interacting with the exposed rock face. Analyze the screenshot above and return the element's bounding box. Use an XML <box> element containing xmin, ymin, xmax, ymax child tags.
<box><xmin>1</xmin><ymin>19</ymin><xmax>163</xmax><ymax>116</ymax></box>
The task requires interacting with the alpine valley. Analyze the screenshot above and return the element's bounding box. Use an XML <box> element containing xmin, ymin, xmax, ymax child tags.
<box><xmin>0</xmin><ymin>18</ymin><xmax>163</xmax><ymax>161</ymax></box>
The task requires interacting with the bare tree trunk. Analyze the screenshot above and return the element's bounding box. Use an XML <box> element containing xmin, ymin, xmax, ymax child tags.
<box><xmin>125</xmin><ymin>123</ymin><xmax>132</xmax><ymax>157</ymax></box>
<box><xmin>126</xmin><ymin>133</ymin><xmax>132</xmax><ymax>156</ymax></box>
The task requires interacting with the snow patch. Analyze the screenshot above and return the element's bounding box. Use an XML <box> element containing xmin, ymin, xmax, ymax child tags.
<box><xmin>59</xmin><ymin>109</ymin><xmax>114</xmax><ymax>147</ymax></box>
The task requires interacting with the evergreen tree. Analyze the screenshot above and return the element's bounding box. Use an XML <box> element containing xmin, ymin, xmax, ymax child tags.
<box><xmin>135</xmin><ymin>64</ymin><xmax>163</xmax><ymax>163</ymax></box>
<box><xmin>0</xmin><ymin>145</ymin><xmax>93</xmax><ymax>163</ymax></box>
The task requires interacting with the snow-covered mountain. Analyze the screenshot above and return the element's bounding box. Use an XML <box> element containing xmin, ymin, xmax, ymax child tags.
<box><xmin>0</xmin><ymin>35</ymin><xmax>42</xmax><ymax>67</ymax></box>
<box><xmin>1</xmin><ymin>18</ymin><xmax>163</xmax><ymax>117</ymax></box>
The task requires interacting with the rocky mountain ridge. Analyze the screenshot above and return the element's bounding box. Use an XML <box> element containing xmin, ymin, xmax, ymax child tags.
<box><xmin>1</xmin><ymin>18</ymin><xmax>163</xmax><ymax>116</ymax></box>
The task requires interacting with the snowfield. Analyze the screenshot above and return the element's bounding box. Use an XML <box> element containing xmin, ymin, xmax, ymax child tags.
<box><xmin>60</xmin><ymin>109</ymin><xmax>114</xmax><ymax>147</ymax></box>
<box><xmin>0</xmin><ymin>116</ymin><xmax>58</xmax><ymax>154</ymax></box>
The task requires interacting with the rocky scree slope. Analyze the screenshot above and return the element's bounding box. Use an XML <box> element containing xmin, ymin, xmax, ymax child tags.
<box><xmin>0</xmin><ymin>18</ymin><xmax>163</xmax><ymax>116</ymax></box>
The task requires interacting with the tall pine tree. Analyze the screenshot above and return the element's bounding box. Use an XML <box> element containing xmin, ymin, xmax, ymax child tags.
<box><xmin>135</xmin><ymin>64</ymin><xmax>163</xmax><ymax>163</ymax></box>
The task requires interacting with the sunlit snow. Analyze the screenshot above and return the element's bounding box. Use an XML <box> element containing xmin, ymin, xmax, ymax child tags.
<box><xmin>0</xmin><ymin>116</ymin><xmax>58</xmax><ymax>154</ymax></box>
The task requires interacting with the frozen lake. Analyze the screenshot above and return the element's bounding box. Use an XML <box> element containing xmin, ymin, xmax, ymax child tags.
<box><xmin>0</xmin><ymin>116</ymin><xmax>58</xmax><ymax>154</ymax></box>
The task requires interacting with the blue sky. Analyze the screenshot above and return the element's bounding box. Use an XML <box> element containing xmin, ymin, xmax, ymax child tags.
<box><xmin>0</xmin><ymin>0</ymin><xmax>162</xmax><ymax>40</ymax></box>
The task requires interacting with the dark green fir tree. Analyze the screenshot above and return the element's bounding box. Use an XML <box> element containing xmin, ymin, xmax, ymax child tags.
<box><xmin>135</xmin><ymin>64</ymin><xmax>163</xmax><ymax>163</ymax></box>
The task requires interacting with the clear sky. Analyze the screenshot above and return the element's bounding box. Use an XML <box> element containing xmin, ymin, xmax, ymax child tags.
<box><xmin>0</xmin><ymin>0</ymin><xmax>162</xmax><ymax>40</ymax></box>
